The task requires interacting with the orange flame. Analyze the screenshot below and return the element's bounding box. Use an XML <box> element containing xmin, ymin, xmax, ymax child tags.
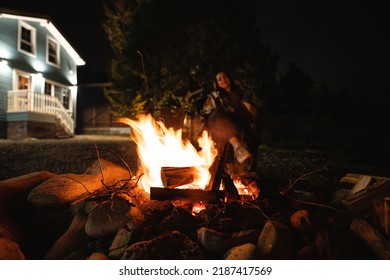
<box><xmin>119</xmin><ymin>114</ymin><xmax>217</xmax><ymax>193</ymax></box>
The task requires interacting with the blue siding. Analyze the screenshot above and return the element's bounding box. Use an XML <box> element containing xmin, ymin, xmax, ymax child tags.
<box><xmin>7</xmin><ymin>111</ymin><xmax>56</xmax><ymax>123</ymax></box>
<box><xmin>0</xmin><ymin>65</ymin><xmax>13</xmax><ymax>120</ymax></box>
<box><xmin>0</xmin><ymin>10</ymin><xmax>81</xmax><ymax>137</ymax></box>
<box><xmin>0</xmin><ymin>17</ymin><xmax>18</xmax><ymax>54</ymax></box>
<box><xmin>0</xmin><ymin>16</ymin><xmax>78</xmax><ymax>87</ymax></box>
<box><xmin>0</xmin><ymin>18</ymin><xmax>15</xmax><ymax>121</ymax></box>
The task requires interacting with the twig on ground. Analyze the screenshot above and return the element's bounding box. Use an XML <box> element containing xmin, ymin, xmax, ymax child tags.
<box><xmin>280</xmin><ymin>162</ymin><xmax>329</xmax><ymax>196</ymax></box>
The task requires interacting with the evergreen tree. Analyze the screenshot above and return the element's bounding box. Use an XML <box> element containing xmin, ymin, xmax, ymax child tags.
<box><xmin>102</xmin><ymin>0</ymin><xmax>278</xmax><ymax>118</ymax></box>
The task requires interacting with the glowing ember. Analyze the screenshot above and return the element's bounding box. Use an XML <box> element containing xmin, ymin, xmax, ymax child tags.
<box><xmin>191</xmin><ymin>201</ymin><xmax>206</xmax><ymax>216</ymax></box>
<box><xmin>233</xmin><ymin>179</ymin><xmax>260</xmax><ymax>201</ymax></box>
<box><xmin>119</xmin><ymin>114</ymin><xmax>217</xmax><ymax>193</ymax></box>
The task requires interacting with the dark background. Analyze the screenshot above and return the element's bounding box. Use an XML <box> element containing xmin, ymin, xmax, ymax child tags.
<box><xmin>1</xmin><ymin>0</ymin><xmax>390</xmax><ymax>171</ymax></box>
<box><xmin>2</xmin><ymin>0</ymin><xmax>389</xmax><ymax>96</ymax></box>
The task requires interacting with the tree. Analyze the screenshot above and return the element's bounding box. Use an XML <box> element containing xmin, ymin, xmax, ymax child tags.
<box><xmin>273</xmin><ymin>62</ymin><xmax>329</xmax><ymax>115</ymax></box>
<box><xmin>102</xmin><ymin>0</ymin><xmax>278</xmax><ymax>118</ymax></box>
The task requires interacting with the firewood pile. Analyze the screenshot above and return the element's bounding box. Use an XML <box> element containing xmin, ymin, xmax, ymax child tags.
<box><xmin>1</xmin><ymin>159</ymin><xmax>389</xmax><ymax>260</ymax></box>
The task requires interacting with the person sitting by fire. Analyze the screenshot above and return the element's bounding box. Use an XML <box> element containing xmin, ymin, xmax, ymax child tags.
<box><xmin>200</xmin><ymin>70</ymin><xmax>257</xmax><ymax>172</ymax></box>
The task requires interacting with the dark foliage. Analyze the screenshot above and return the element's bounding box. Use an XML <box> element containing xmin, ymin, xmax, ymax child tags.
<box><xmin>102</xmin><ymin>0</ymin><xmax>278</xmax><ymax>117</ymax></box>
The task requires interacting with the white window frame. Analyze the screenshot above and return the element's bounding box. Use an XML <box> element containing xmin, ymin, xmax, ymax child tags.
<box><xmin>18</xmin><ymin>20</ymin><xmax>37</xmax><ymax>58</ymax></box>
<box><xmin>44</xmin><ymin>79</ymin><xmax>72</xmax><ymax>111</ymax></box>
<box><xmin>46</xmin><ymin>36</ymin><xmax>60</xmax><ymax>67</ymax></box>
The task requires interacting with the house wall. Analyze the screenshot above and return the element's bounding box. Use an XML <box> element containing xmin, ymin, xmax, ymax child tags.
<box><xmin>0</xmin><ymin>18</ymin><xmax>14</xmax><ymax>121</ymax></box>
<box><xmin>6</xmin><ymin>112</ymin><xmax>59</xmax><ymax>139</ymax></box>
<box><xmin>0</xmin><ymin>63</ymin><xmax>12</xmax><ymax>121</ymax></box>
<box><xmin>1</xmin><ymin>17</ymin><xmax>77</xmax><ymax>85</ymax></box>
<box><xmin>0</xmin><ymin>12</ymin><xmax>82</xmax><ymax>139</ymax></box>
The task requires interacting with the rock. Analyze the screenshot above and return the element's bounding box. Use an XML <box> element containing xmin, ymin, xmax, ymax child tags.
<box><xmin>125</xmin><ymin>200</ymin><xmax>174</xmax><ymax>230</ymax></box>
<box><xmin>85</xmin><ymin>197</ymin><xmax>133</xmax><ymax>238</ymax></box>
<box><xmin>330</xmin><ymin>188</ymin><xmax>351</xmax><ymax>208</ymax></box>
<box><xmin>0</xmin><ymin>171</ymin><xmax>55</xmax><ymax>199</ymax></box>
<box><xmin>257</xmin><ymin>220</ymin><xmax>296</xmax><ymax>259</ymax></box>
<box><xmin>290</xmin><ymin>210</ymin><xmax>310</xmax><ymax>230</ymax></box>
<box><xmin>223</xmin><ymin>243</ymin><xmax>258</xmax><ymax>260</ymax></box>
<box><xmin>86</xmin><ymin>252</ymin><xmax>109</xmax><ymax>260</ymax></box>
<box><xmin>290</xmin><ymin>209</ymin><xmax>320</xmax><ymax>235</ymax></box>
<box><xmin>64</xmin><ymin>250</ymin><xmax>90</xmax><ymax>260</ymax></box>
<box><xmin>131</xmin><ymin>225</ymin><xmax>170</xmax><ymax>244</ymax></box>
<box><xmin>27</xmin><ymin>160</ymin><xmax>130</xmax><ymax>206</ymax></box>
<box><xmin>0</xmin><ymin>237</ymin><xmax>25</xmax><ymax>260</ymax></box>
<box><xmin>160</xmin><ymin>206</ymin><xmax>199</xmax><ymax>233</ymax></box>
<box><xmin>373</xmin><ymin>199</ymin><xmax>389</xmax><ymax>237</ymax></box>
<box><xmin>226</xmin><ymin>201</ymin><xmax>265</xmax><ymax>229</ymax></box>
<box><xmin>108</xmin><ymin>227</ymin><xmax>132</xmax><ymax>259</ymax></box>
<box><xmin>350</xmin><ymin>218</ymin><xmax>390</xmax><ymax>259</ymax></box>
<box><xmin>197</xmin><ymin>227</ymin><xmax>260</xmax><ymax>255</ymax></box>
<box><xmin>44</xmin><ymin>214</ymin><xmax>93</xmax><ymax>260</ymax></box>
<box><xmin>215</xmin><ymin>218</ymin><xmax>243</xmax><ymax>232</ymax></box>
<box><xmin>197</xmin><ymin>227</ymin><xmax>230</xmax><ymax>255</ymax></box>
<box><xmin>316</xmin><ymin>215</ymin><xmax>377</xmax><ymax>259</ymax></box>
<box><xmin>315</xmin><ymin>229</ymin><xmax>332</xmax><ymax>259</ymax></box>
<box><xmin>32</xmin><ymin>205</ymin><xmax>74</xmax><ymax>257</ymax></box>
<box><xmin>87</xmin><ymin>237</ymin><xmax>112</xmax><ymax>255</ymax></box>
<box><xmin>121</xmin><ymin>231</ymin><xmax>204</xmax><ymax>259</ymax></box>
<box><xmin>0</xmin><ymin>170</ymin><xmax>56</xmax><ymax>195</ymax></box>
<box><xmin>296</xmin><ymin>244</ymin><xmax>320</xmax><ymax>259</ymax></box>
<box><xmin>0</xmin><ymin>171</ymin><xmax>56</xmax><ymax>246</ymax></box>
<box><xmin>231</xmin><ymin>229</ymin><xmax>261</xmax><ymax>243</ymax></box>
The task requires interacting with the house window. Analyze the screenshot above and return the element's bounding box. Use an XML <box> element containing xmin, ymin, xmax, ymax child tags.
<box><xmin>62</xmin><ymin>89</ymin><xmax>70</xmax><ymax>109</ymax></box>
<box><xmin>47</xmin><ymin>37</ymin><xmax>60</xmax><ymax>66</ymax></box>
<box><xmin>18</xmin><ymin>21</ymin><xmax>36</xmax><ymax>57</ymax></box>
<box><xmin>44</xmin><ymin>82</ymin><xmax>52</xmax><ymax>95</ymax></box>
<box><xmin>44</xmin><ymin>81</ymin><xmax>70</xmax><ymax>109</ymax></box>
<box><xmin>18</xmin><ymin>75</ymin><xmax>30</xmax><ymax>90</ymax></box>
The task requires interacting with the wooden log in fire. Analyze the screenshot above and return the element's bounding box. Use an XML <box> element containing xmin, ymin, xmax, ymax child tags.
<box><xmin>205</xmin><ymin>142</ymin><xmax>230</xmax><ymax>191</ymax></box>
<box><xmin>161</xmin><ymin>166</ymin><xmax>199</xmax><ymax>188</ymax></box>
<box><xmin>150</xmin><ymin>187</ymin><xmax>225</xmax><ymax>203</ymax></box>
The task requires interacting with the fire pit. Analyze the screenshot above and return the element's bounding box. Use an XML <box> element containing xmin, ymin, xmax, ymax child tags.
<box><xmin>119</xmin><ymin>114</ymin><xmax>259</xmax><ymax>203</ymax></box>
<box><xmin>1</xmin><ymin>114</ymin><xmax>265</xmax><ymax>261</ymax></box>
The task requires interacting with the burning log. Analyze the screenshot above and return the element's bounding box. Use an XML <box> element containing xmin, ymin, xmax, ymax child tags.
<box><xmin>150</xmin><ymin>187</ymin><xmax>225</xmax><ymax>203</ymax></box>
<box><xmin>205</xmin><ymin>143</ymin><xmax>229</xmax><ymax>191</ymax></box>
<box><xmin>160</xmin><ymin>166</ymin><xmax>198</xmax><ymax>188</ymax></box>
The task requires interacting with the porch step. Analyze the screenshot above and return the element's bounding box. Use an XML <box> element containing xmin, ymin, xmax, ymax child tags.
<box><xmin>55</xmin><ymin>121</ymin><xmax>73</xmax><ymax>139</ymax></box>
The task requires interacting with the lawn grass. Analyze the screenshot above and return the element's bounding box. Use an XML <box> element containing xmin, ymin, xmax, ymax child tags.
<box><xmin>256</xmin><ymin>144</ymin><xmax>390</xmax><ymax>193</ymax></box>
<box><xmin>1</xmin><ymin>135</ymin><xmax>389</xmax><ymax>195</ymax></box>
<box><xmin>0</xmin><ymin>135</ymin><xmax>138</xmax><ymax>180</ymax></box>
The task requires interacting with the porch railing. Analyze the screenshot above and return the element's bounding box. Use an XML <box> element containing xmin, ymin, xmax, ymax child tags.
<box><xmin>7</xmin><ymin>90</ymin><xmax>74</xmax><ymax>135</ymax></box>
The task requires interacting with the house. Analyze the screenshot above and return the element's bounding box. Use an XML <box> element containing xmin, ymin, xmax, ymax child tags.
<box><xmin>0</xmin><ymin>7</ymin><xmax>85</xmax><ymax>139</ymax></box>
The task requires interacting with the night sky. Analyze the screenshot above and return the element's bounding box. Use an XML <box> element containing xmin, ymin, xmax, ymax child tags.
<box><xmin>1</xmin><ymin>0</ymin><xmax>389</xmax><ymax>97</ymax></box>
<box><xmin>255</xmin><ymin>0</ymin><xmax>390</xmax><ymax>98</ymax></box>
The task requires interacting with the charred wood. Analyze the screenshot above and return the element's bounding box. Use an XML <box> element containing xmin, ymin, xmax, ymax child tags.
<box><xmin>150</xmin><ymin>187</ymin><xmax>225</xmax><ymax>203</ymax></box>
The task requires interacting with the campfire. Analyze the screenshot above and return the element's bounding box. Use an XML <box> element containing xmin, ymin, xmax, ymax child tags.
<box><xmin>118</xmin><ymin>114</ymin><xmax>257</xmax><ymax>202</ymax></box>
<box><xmin>2</xmin><ymin>115</ymin><xmax>387</xmax><ymax>261</ymax></box>
<box><xmin>119</xmin><ymin>114</ymin><xmax>217</xmax><ymax>192</ymax></box>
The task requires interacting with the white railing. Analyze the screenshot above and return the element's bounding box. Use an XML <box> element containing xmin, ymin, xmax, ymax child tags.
<box><xmin>7</xmin><ymin>90</ymin><xmax>74</xmax><ymax>135</ymax></box>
